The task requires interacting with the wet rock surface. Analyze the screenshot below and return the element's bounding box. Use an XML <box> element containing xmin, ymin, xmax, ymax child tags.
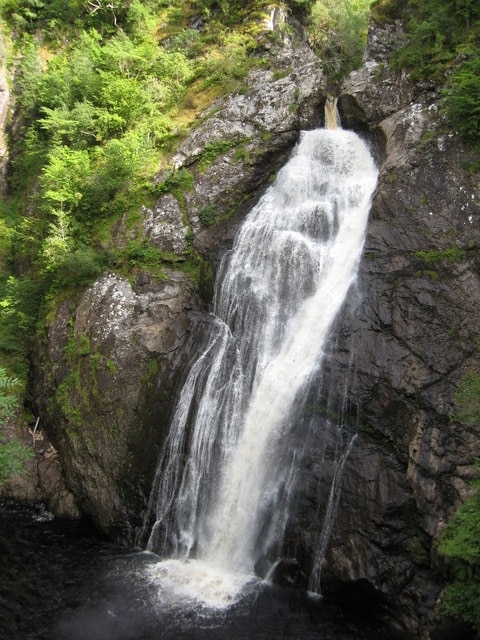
<box><xmin>289</xmin><ymin>18</ymin><xmax>480</xmax><ymax>639</ymax></box>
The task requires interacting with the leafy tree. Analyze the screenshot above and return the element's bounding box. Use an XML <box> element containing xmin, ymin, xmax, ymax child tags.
<box><xmin>307</xmin><ymin>0</ymin><xmax>373</xmax><ymax>80</ymax></box>
<box><xmin>0</xmin><ymin>220</ymin><xmax>13</xmax><ymax>271</ymax></box>
<box><xmin>391</xmin><ymin>0</ymin><xmax>480</xmax><ymax>79</ymax></box>
<box><xmin>40</xmin><ymin>146</ymin><xmax>90</xmax><ymax>211</ymax></box>
<box><xmin>40</xmin><ymin>209</ymin><xmax>75</xmax><ymax>272</ymax></box>
<box><xmin>0</xmin><ymin>275</ymin><xmax>45</xmax><ymax>373</ymax></box>
<box><xmin>438</xmin><ymin>469</ymin><xmax>480</xmax><ymax>632</ymax></box>
<box><xmin>14</xmin><ymin>39</ymin><xmax>44</xmax><ymax>115</ymax></box>
<box><xmin>287</xmin><ymin>0</ymin><xmax>315</xmax><ymax>17</ymax></box>
<box><xmin>442</xmin><ymin>55</ymin><xmax>480</xmax><ymax>142</ymax></box>
<box><xmin>437</xmin><ymin>369</ymin><xmax>480</xmax><ymax>631</ymax></box>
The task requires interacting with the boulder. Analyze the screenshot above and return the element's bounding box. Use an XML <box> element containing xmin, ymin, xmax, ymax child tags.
<box><xmin>34</xmin><ymin>271</ymin><xmax>201</xmax><ymax>540</ymax></box>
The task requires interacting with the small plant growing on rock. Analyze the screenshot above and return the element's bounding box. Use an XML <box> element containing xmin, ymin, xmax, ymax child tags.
<box><xmin>0</xmin><ymin>367</ymin><xmax>33</xmax><ymax>486</ymax></box>
<box><xmin>438</xmin><ymin>463</ymin><xmax>480</xmax><ymax>633</ymax></box>
<box><xmin>0</xmin><ymin>368</ymin><xmax>20</xmax><ymax>423</ymax></box>
<box><xmin>198</xmin><ymin>204</ymin><xmax>217</xmax><ymax>226</ymax></box>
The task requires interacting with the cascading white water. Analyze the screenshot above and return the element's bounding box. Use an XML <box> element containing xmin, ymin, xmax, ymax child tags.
<box><xmin>143</xmin><ymin>115</ymin><xmax>378</xmax><ymax>606</ymax></box>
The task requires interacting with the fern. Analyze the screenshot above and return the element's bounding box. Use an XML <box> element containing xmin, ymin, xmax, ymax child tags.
<box><xmin>0</xmin><ymin>367</ymin><xmax>20</xmax><ymax>422</ymax></box>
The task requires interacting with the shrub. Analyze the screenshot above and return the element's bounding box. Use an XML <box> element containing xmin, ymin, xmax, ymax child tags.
<box><xmin>54</xmin><ymin>246</ymin><xmax>106</xmax><ymax>289</ymax></box>
<box><xmin>390</xmin><ymin>0</ymin><xmax>480</xmax><ymax>114</ymax></box>
<box><xmin>0</xmin><ymin>367</ymin><xmax>20</xmax><ymax>422</ymax></box>
<box><xmin>438</xmin><ymin>472</ymin><xmax>480</xmax><ymax>632</ymax></box>
<box><xmin>197</xmin><ymin>139</ymin><xmax>237</xmax><ymax>172</ymax></box>
<box><xmin>454</xmin><ymin>371</ymin><xmax>480</xmax><ymax>430</ymax></box>
<box><xmin>0</xmin><ymin>366</ymin><xmax>32</xmax><ymax>486</ymax></box>
<box><xmin>198</xmin><ymin>204</ymin><xmax>217</xmax><ymax>226</ymax></box>
<box><xmin>154</xmin><ymin>168</ymin><xmax>194</xmax><ymax>199</ymax></box>
<box><xmin>307</xmin><ymin>0</ymin><xmax>374</xmax><ymax>80</ymax></box>
<box><xmin>0</xmin><ymin>438</ymin><xmax>34</xmax><ymax>485</ymax></box>
<box><xmin>415</xmin><ymin>246</ymin><xmax>466</xmax><ymax>264</ymax></box>
<box><xmin>442</xmin><ymin>55</ymin><xmax>480</xmax><ymax>142</ymax></box>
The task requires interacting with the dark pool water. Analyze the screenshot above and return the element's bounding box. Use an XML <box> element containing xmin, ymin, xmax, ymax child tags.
<box><xmin>1</xmin><ymin>500</ymin><xmax>411</xmax><ymax>640</ymax></box>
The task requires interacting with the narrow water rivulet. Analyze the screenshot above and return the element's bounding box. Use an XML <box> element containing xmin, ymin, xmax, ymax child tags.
<box><xmin>143</xmin><ymin>112</ymin><xmax>378</xmax><ymax>607</ymax></box>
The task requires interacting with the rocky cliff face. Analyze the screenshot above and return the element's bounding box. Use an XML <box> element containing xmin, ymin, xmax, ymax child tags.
<box><xmin>29</xmin><ymin>13</ymin><xmax>480</xmax><ymax>640</ymax></box>
<box><xmin>289</xmin><ymin>18</ymin><xmax>480</xmax><ymax>638</ymax></box>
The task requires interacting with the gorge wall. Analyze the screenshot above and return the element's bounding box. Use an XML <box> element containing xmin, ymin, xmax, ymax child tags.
<box><xmin>289</xmin><ymin>19</ymin><xmax>480</xmax><ymax>638</ymax></box>
<box><xmin>5</xmin><ymin>12</ymin><xmax>478</xmax><ymax>640</ymax></box>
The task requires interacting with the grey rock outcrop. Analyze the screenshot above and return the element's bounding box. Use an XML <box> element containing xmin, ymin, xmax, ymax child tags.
<box><xmin>151</xmin><ymin>36</ymin><xmax>325</xmax><ymax>263</ymax></box>
<box><xmin>35</xmin><ymin>271</ymin><xmax>200</xmax><ymax>538</ymax></box>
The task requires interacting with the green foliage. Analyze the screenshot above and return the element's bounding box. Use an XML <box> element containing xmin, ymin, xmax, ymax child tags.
<box><xmin>197</xmin><ymin>204</ymin><xmax>217</xmax><ymax>226</ymax></box>
<box><xmin>192</xmin><ymin>0</ymin><xmax>315</xmax><ymax>21</ymax></box>
<box><xmin>307</xmin><ymin>0</ymin><xmax>374</xmax><ymax>80</ymax></box>
<box><xmin>52</xmin><ymin>246</ymin><xmax>106</xmax><ymax>290</ymax></box>
<box><xmin>287</xmin><ymin>0</ymin><xmax>315</xmax><ymax>16</ymax></box>
<box><xmin>0</xmin><ymin>275</ymin><xmax>45</xmax><ymax>378</ymax></box>
<box><xmin>0</xmin><ymin>0</ymin><xmax>129</xmax><ymax>38</ymax></box>
<box><xmin>454</xmin><ymin>372</ymin><xmax>480</xmax><ymax>429</ymax></box>
<box><xmin>40</xmin><ymin>146</ymin><xmax>90</xmax><ymax>210</ymax></box>
<box><xmin>370</xmin><ymin>0</ymin><xmax>404</xmax><ymax>23</ymax></box>
<box><xmin>439</xmin><ymin>367</ymin><xmax>480</xmax><ymax>630</ymax></box>
<box><xmin>441</xmin><ymin>55</ymin><xmax>480</xmax><ymax>142</ymax></box>
<box><xmin>0</xmin><ymin>367</ymin><xmax>20</xmax><ymax>423</ymax></box>
<box><xmin>0</xmin><ymin>366</ymin><xmax>31</xmax><ymax>487</ymax></box>
<box><xmin>119</xmin><ymin>240</ymin><xmax>179</xmax><ymax>277</ymax></box>
<box><xmin>197</xmin><ymin>139</ymin><xmax>237</xmax><ymax>172</ymax></box>
<box><xmin>415</xmin><ymin>246</ymin><xmax>466</xmax><ymax>264</ymax></box>
<box><xmin>438</xmin><ymin>470</ymin><xmax>480</xmax><ymax>631</ymax></box>
<box><xmin>154</xmin><ymin>168</ymin><xmax>194</xmax><ymax>200</ymax></box>
<box><xmin>0</xmin><ymin>218</ymin><xmax>13</xmax><ymax>271</ymax></box>
<box><xmin>14</xmin><ymin>39</ymin><xmax>44</xmax><ymax>114</ymax></box>
<box><xmin>0</xmin><ymin>0</ymin><xmax>317</xmax><ymax>379</ymax></box>
<box><xmin>0</xmin><ymin>438</ymin><xmax>34</xmax><ymax>485</ymax></box>
<box><xmin>386</xmin><ymin>0</ymin><xmax>480</xmax><ymax>143</ymax></box>
<box><xmin>195</xmin><ymin>30</ymin><xmax>256</xmax><ymax>92</ymax></box>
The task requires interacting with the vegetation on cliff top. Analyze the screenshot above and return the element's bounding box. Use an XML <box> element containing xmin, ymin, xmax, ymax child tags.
<box><xmin>436</xmin><ymin>375</ymin><xmax>480</xmax><ymax>633</ymax></box>
<box><xmin>373</xmin><ymin>0</ymin><xmax>480</xmax><ymax>142</ymax></box>
<box><xmin>438</xmin><ymin>462</ymin><xmax>480</xmax><ymax>632</ymax></box>
<box><xmin>307</xmin><ymin>0</ymin><xmax>373</xmax><ymax>80</ymax></box>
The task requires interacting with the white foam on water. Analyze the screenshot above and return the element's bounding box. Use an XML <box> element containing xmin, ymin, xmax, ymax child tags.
<box><xmin>145</xmin><ymin>558</ymin><xmax>258</xmax><ymax>609</ymax></box>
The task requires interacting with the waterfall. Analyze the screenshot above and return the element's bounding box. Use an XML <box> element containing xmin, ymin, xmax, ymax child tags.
<box><xmin>143</xmin><ymin>108</ymin><xmax>378</xmax><ymax>605</ymax></box>
<box><xmin>324</xmin><ymin>96</ymin><xmax>340</xmax><ymax>130</ymax></box>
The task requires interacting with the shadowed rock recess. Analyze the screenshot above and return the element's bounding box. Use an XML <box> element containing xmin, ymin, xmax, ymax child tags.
<box><xmin>30</xmin><ymin>15</ymin><xmax>480</xmax><ymax>640</ymax></box>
